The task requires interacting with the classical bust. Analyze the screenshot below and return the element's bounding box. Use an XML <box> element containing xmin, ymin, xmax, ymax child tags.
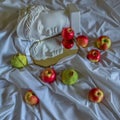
<box><xmin>17</xmin><ymin>4</ymin><xmax>79</xmax><ymax>65</ymax></box>
<box><xmin>17</xmin><ymin>5</ymin><xmax>70</xmax><ymax>41</ymax></box>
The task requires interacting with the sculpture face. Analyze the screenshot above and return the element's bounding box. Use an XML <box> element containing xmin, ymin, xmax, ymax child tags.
<box><xmin>31</xmin><ymin>10</ymin><xmax>69</xmax><ymax>41</ymax></box>
<box><xmin>17</xmin><ymin>5</ymin><xmax>70</xmax><ymax>41</ymax></box>
<box><xmin>30</xmin><ymin>36</ymin><xmax>63</xmax><ymax>60</ymax></box>
<box><xmin>39</xmin><ymin>10</ymin><xmax>69</xmax><ymax>37</ymax></box>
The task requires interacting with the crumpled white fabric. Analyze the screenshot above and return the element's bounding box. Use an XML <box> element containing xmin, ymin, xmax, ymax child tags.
<box><xmin>0</xmin><ymin>0</ymin><xmax>120</xmax><ymax>120</ymax></box>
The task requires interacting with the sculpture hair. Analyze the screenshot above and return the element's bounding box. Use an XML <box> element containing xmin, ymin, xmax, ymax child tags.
<box><xmin>18</xmin><ymin>5</ymin><xmax>50</xmax><ymax>40</ymax></box>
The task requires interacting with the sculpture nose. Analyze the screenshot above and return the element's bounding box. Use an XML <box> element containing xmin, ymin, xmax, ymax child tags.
<box><xmin>45</xmin><ymin>27</ymin><xmax>58</xmax><ymax>36</ymax></box>
<box><xmin>46</xmin><ymin>28</ymin><xmax>52</xmax><ymax>35</ymax></box>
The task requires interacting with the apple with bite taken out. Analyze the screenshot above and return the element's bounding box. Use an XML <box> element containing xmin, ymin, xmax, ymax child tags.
<box><xmin>62</xmin><ymin>39</ymin><xmax>74</xmax><ymax>49</ymax></box>
<box><xmin>96</xmin><ymin>36</ymin><xmax>111</xmax><ymax>50</ymax></box>
<box><xmin>62</xmin><ymin>27</ymin><xmax>74</xmax><ymax>41</ymax></box>
<box><xmin>24</xmin><ymin>90</ymin><xmax>39</xmax><ymax>105</ymax></box>
<box><xmin>40</xmin><ymin>68</ymin><xmax>56</xmax><ymax>83</ymax></box>
<box><xmin>88</xmin><ymin>88</ymin><xmax>104</xmax><ymax>103</ymax></box>
<box><xmin>87</xmin><ymin>49</ymin><xmax>101</xmax><ymax>62</ymax></box>
<box><xmin>76</xmin><ymin>35</ymin><xmax>88</xmax><ymax>47</ymax></box>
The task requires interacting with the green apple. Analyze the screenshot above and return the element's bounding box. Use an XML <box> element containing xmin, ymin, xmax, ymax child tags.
<box><xmin>11</xmin><ymin>53</ymin><xmax>28</xmax><ymax>69</ymax></box>
<box><xmin>62</xmin><ymin>68</ymin><xmax>78</xmax><ymax>85</ymax></box>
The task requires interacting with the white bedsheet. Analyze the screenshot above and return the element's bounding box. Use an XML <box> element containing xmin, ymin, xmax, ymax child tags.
<box><xmin>0</xmin><ymin>0</ymin><xmax>120</xmax><ymax>120</ymax></box>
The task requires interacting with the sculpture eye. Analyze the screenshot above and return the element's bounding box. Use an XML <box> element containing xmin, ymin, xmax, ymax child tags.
<box><xmin>41</xmin><ymin>10</ymin><xmax>48</xmax><ymax>14</ymax></box>
<box><xmin>37</xmin><ymin>21</ymin><xmax>44</xmax><ymax>34</ymax></box>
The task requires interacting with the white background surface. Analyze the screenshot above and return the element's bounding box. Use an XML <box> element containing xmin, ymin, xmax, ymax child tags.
<box><xmin>0</xmin><ymin>0</ymin><xmax>120</xmax><ymax>120</ymax></box>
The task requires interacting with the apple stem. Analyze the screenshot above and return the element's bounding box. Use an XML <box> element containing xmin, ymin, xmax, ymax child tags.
<box><xmin>69</xmin><ymin>71</ymin><xmax>74</xmax><ymax>76</ymax></box>
<box><xmin>93</xmin><ymin>51</ymin><xmax>97</xmax><ymax>56</ymax></box>
<box><xmin>48</xmin><ymin>71</ymin><xmax>51</xmax><ymax>74</ymax></box>
<box><xmin>45</xmin><ymin>71</ymin><xmax>51</xmax><ymax>77</ymax></box>
<box><xmin>97</xmin><ymin>92</ymin><xmax>101</xmax><ymax>96</ymax></box>
<box><xmin>103</xmin><ymin>39</ymin><xmax>108</xmax><ymax>43</ymax></box>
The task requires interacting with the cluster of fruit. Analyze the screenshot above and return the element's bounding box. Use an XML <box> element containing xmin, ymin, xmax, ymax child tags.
<box><xmin>10</xmin><ymin>54</ymin><xmax>104</xmax><ymax>105</ymax></box>
<box><xmin>40</xmin><ymin>68</ymin><xmax>79</xmax><ymax>85</ymax></box>
<box><xmin>10</xmin><ymin>27</ymin><xmax>112</xmax><ymax>69</ymax></box>
<box><xmin>61</xmin><ymin>27</ymin><xmax>112</xmax><ymax>62</ymax></box>
<box><xmin>10</xmin><ymin>27</ymin><xmax>110</xmax><ymax>106</ymax></box>
<box><xmin>24</xmin><ymin>67</ymin><xmax>104</xmax><ymax>105</ymax></box>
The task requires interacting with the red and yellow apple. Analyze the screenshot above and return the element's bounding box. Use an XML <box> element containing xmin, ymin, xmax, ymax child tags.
<box><xmin>96</xmin><ymin>36</ymin><xmax>111</xmax><ymax>50</ymax></box>
<box><xmin>76</xmin><ymin>35</ymin><xmax>88</xmax><ymax>47</ymax></box>
<box><xmin>88</xmin><ymin>88</ymin><xmax>104</xmax><ymax>103</ymax></box>
<box><xmin>24</xmin><ymin>90</ymin><xmax>39</xmax><ymax>105</ymax></box>
<box><xmin>61</xmin><ymin>27</ymin><xmax>74</xmax><ymax>41</ymax></box>
<box><xmin>62</xmin><ymin>39</ymin><xmax>74</xmax><ymax>49</ymax></box>
<box><xmin>40</xmin><ymin>68</ymin><xmax>56</xmax><ymax>83</ymax></box>
<box><xmin>87</xmin><ymin>49</ymin><xmax>101</xmax><ymax>62</ymax></box>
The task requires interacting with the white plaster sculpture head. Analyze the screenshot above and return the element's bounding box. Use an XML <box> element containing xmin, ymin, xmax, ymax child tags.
<box><xmin>30</xmin><ymin>36</ymin><xmax>64</xmax><ymax>60</ymax></box>
<box><xmin>17</xmin><ymin>5</ymin><xmax>70</xmax><ymax>41</ymax></box>
<box><xmin>17</xmin><ymin>4</ymin><xmax>79</xmax><ymax>61</ymax></box>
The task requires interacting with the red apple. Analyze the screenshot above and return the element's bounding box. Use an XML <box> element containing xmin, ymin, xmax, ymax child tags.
<box><xmin>24</xmin><ymin>90</ymin><xmax>39</xmax><ymax>105</ymax></box>
<box><xmin>62</xmin><ymin>39</ymin><xmax>74</xmax><ymax>49</ymax></box>
<box><xmin>88</xmin><ymin>88</ymin><xmax>104</xmax><ymax>103</ymax></box>
<box><xmin>96</xmin><ymin>36</ymin><xmax>111</xmax><ymax>50</ymax></box>
<box><xmin>87</xmin><ymin>49</ymin><xmax>101</xmax><ymax>62</ymax></box>
<box><xmin>76</xmin><ymin>35</ymin><xmax>88</xmax><ymax>47</ymax></box>
<box><xmin>40</xmin><ymin>68</ymin><xmax>56</xmax><ymax>83</ymax></box>
<box><xmin>62</xmin><ymin>27</ymin><xmax>74</xmax><ymax>41</ymax></box>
